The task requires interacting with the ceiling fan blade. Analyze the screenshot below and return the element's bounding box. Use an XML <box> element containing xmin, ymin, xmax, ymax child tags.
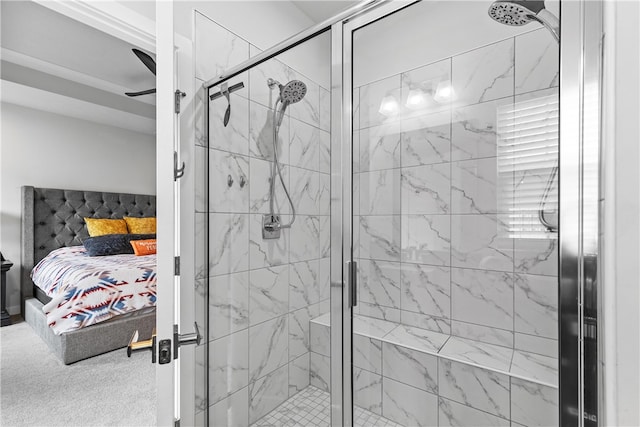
<box><xmin>125</xmin><ymin>88</ymin><xmax>156</xmax><ymax>97</ymax></box>
<box><xmin>132</xmin><ymin>48</ymin><xmax>156</xmax><ymax>75</ymax></box>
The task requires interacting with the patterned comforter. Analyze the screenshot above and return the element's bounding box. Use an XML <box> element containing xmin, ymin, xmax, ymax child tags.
<box><xmin>31</xmin><ymin>246</ymin><xmax>157</xmax><ymax>335</ymax></box>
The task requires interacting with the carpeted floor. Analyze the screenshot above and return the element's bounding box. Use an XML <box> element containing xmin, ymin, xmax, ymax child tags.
<box><xmin>1</xmin><ymin>320</ymin><xmax>156</xmax><ymax>426</ymax></box>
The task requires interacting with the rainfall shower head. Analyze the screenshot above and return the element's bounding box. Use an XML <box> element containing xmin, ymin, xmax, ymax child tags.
<box><xmin>488</xmin><ymin>0</ymin><xmax>559</xmax><ymax>42</ymax></box>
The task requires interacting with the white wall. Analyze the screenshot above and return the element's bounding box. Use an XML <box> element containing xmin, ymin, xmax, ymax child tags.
<box><xmin>0</xmin><ymin>103</ymin><xmax>156</xmax><ymax>314</ymax></box>
<box><xmin>603</xmin><ymin>1</ymin><xmax>640</xmax><ymax>425</ymax></box>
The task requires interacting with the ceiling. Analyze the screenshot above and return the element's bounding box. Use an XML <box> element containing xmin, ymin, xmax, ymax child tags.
<box><xmin>291</xmin><ymin>1</ymin><xmax>358</xmax><ymax>23</ymax></box>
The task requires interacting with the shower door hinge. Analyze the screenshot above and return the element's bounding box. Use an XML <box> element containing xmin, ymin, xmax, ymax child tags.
<box><xmin>174</xmin><ymin>89</ymin><xmax>186</xmax><ymax>114</ymax></box>
<box><xmin>174</xmin><ymin>256</ymin><xmax>180</xmax><ymax>276</ymax></box>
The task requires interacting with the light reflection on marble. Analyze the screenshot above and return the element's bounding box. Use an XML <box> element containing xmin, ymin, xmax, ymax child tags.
<box><xmin>359</xmin><ymin>122</ymin><xmax>401</xmax><ymax>171</ymax></box>
<box><xmin>354</xmin><ymin>335</ymin><xmax>382</xmax><ymax>374</ymax></box>
<box><xmin>451</xmin><ymin>157</ymin><xmax>501</xmax><ymax>214</ymax></box>
<box><xmin>249</xmin><ymin>100</ymin><xmax>289</xmax><ymax>162</ymax></box>
<box><xmin>359</xmin><ymin>216</ymin><xmax>401</xmax><ymax>262</ymax></box>
<box><xmin>249</xmin><ymin>265</ymin><xmax>288</xmax><ymax>326</ymax></box>
<box><xmin>401</xmin><ymin>264</ymin><xmax>450</xmax><ymax>319</ymax></box>
<box><xmin>451</xmin><ymin>214</ymin><xmax>514</xmax><ymax>272</ymax></box>
<box><xmin>452</xmin><ymin>38</ymin><xmax>514</xmax><ymax>107</ymax></box>
<box><xmin>211</xmin><ymin>386</ymin><xmax>249</xmax><ymax>427</ymax></box>
<box><xmin>384</xmin><ymin>324</ymin><xmax>449</xmax><ymax>354</ymax></box>
<box><xmin>209</xmin><ymin>213</ymin><xmax>249</xmax><ymax>276</ymax></box>
<box><xmin>439</xmin><ymin>336</ymin><xmax>513</xmax><ymax>372</ymax></box>
<box><xmin>290</xmin><ymin>166</ymin><xmax>320</xmax><ymax>216</ymax></box>
<box><xmin>289</xmin><ymin>117</ymin><xmax>320</xmax><ymax>171</ymax></box>
<box><xmin>438</xmin><ymin>397</ymin><xmax>510</xmax><ymax>427</ymax></box>
<box><xmin>401</xmin><ymin>58</ymin><xmax>452</xmax><ymax>115</ymax></box>
<box><xmin>210</xmin><ymin>272</ymin><xmax>249</xmax><ymax>340</ymax></box>
<box><xmin>511</xmin><ymin>377</ymin><xmax>559</xmax><ymax>427</ymax></box>
<box><xmin>401</xmin><ymin>111</ymin><xmax>451</xmax><ymax>167</ymax></box>
<box><xmin>248</xmin><ymin>315</ymin><xmax>288</xmax><ymax>382</ymax></box>
<box><xmin>401</xmin><ymin>163</ymin><xmax>450</xmax><ymax>214</ymax></box>
<box><xmin>353</xmin><ymin>87</ymin><xmax>361</xmax><ymax>131</ymax></box>
<box><xmin>510</xmin><ymin>350</ymin><xmax>558</xmax><ymax>387</ymax></box>
<box><xmin>248</xmin><ymin>213</ymin><xmax>289</xmax><ymax>270</ymax></box>
<box><xmin>382</xmin><ymin>342</ymin><xmax>438</xmax><ymax>393</ymax></box>
<box><xmin>438</xmin><ymin>358</ymin><xmax>510</xmax><ymax>419</ymax></box>
<box><xmin>359</xmin><ymin>169</ymin><xmax>401</xmax><ymax>215</ymax></box>
<box><xmin>210</xmin><ymin>330</ymin><xmax>249</xmax><ymax>404</ymax></box>
<box><xmin>514</xmin><ymin>274</ymin><xmax>558</xmax><ymax>339</ymax></box>
<box><xmin>354</xmin><ymin>367</ymin><xmax>382</xmax><ymax>415</ymax></box>
<box><xmin>289</xmin><ymin>260</ymin><xmax>320</xmax><ymax>311</ymax></box>
<box><xmin>381</xmin><ymin>377</ymin><xmax>437</xmax><ymax>426</ymax></box>
<box><xmin>209</xmin><ymin>150</ymin><xmax>249</xmax><ymax>213</ymax></box>
<box><xmin>451</xmin><ymin>268</ymin><xmax>514</xmax><ymax>330</ymax></box>
<box><xmin>450</xmin><ymin>320</ymin><xmax>513</xmax><ymax>348</ymax></box>
<box><xmin>515</xmin><ymin>28</ymin><xmax>559</xmax><ymax>95</ymax></box>
<box><xmin>401</xmin><ymin>214</ymin><xmax>450</xmax><ymax>266</ymax></box>
<box><xmin>359</xmin><ymin>75</ymin><xmax>401</xmax><ymax>129</ymax></box>
<box><xmin>358</xmin><ymin>259</ymin><xmax>401</xmax><ymax>309</ymax></box>
<box><xmin>249</xmin><ymin>364</ymin><xmax>288</xmax><ymax>424</ymax></box>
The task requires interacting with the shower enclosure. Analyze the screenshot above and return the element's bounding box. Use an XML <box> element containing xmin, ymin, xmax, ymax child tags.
<box><xmin>192</xmin><ymin>0</ymin><xmax>601</xmax><ymax>425</ymax></box>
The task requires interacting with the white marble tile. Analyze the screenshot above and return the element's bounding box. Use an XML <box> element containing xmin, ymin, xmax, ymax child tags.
<box><xmin>450</xmin><ymin>321</ymin><xmax>513</xmax><ymax>348</ymax></box>
<box><xmin>319</xmin><ymin>86</ymin><xmax>331</xmax><ymax>132</ymax></box>
<box><xmin>355</xmin><ymin>367</ymin><xmax>383</xmax><ymax>415</ymax></box>
<box><xmin>356</xmin><ymin>301</ymin><xmax>401</xmax><ymax>323</ymax></box>
<box><xmin>384</xmin><ymin>324</ymin><xmax>449</xmax><ymax>354</ymax></box>
<box><xmin>515</xmin><ymin>29</ymin><xmax>559</xmax><ymax>95</ymax></box>
<box><xmin>249</xmin><ymin>157</ymin><xmax>290</xmax><ymax>215</ymax></box>
<box><xmin>359</xmin><ymin>215</ymin><xmax>401</xmax><ymax>262</ymax></box>
<box><xmin>209</xmin><ymin>272</ymin><xmax>250</xmax><ymax>340</ymax></box>
<box><xmin>401</xmin><ymin>163</ymin><xmax>451</xmax><ymax>215</ymax></box>
<box><xmin>382</xmin><ymin>342</ymin><xmax>438</xmax><ymax>393</ymax></box>
<box><xmin>319</xmin><ymin>131</ymin><xmax>331</xmax><ymax>174</ymax></box>
<box><xmin>211</xmin><ymin>387</ymin><xmax>249</xmax><ymax>427</ymax></box>
<box><xmin>382</xmin><ymin>377</ymin><xmax>437</xmax><ymax>426</ymax></box>
<box><xmin>195</xmin><ymin>145</ymin><xmax>207</xmax><ymax>213</ymax></box>
<box><xmin>311</xmin><ymin>312</ymin><xmax>330</xmax><ymax>327</ymax></box>
<box><xmin>289</xmin><ymin>260</ymin><xmax>320</xmax><ymax>311</ymax></box>
<box><xmin>510</xmin><ymin>378</ymin><xmax>559</xmax><ymax>427</ymax></box>
<box><xmin>310</xmin><ymin>321</ymin><xmax>330</xmax><ymax>357</ymax></box>
<box><xmin>289</xmin><ymin>117</ymin><xmax>320</xmax><ymax>171</ymax></box>
<box><xmin>451</xmin><ymin>268</ymin><xmax>514</xmax><ymax>331</ymax></box>
<box><xmin>249</xmin><ymin>364</ymin><xmax>288</xmax><ymax>424</ymax></box>
<box><xmin>401</xmin><ymin>214</ymin><xmax>451</xmax><ymax>266</ymax></box>
<box><xmin>288</xmin><ymin>353</ymin><xmax>310</xmax><ymax>397</ymax></box>
<box><xmin>514</xmin><ymin>333</ymin><xmax>557</xmax><ymax>358</ymax></box>
<box><xmin>438</xmin><ymin>397</ymin><xmax>510</xmax><ymax>427</ymax></box>
<box><xmin>195</xmin><ymin>12</ymin><xmax>250</xmax><ymax>87</ymax></box>
<box><xmin>401</xmin><ymin>264</ymin><xmax>450</xmax><ymax>319</ymax></box>
<box><xmin>248</xmin><ymin>213</ymin><xmax>289</xmax><ymax>270</ymax></box>
<box><xmin>210</xmin><ymin>330</ymin><xmax>249</xmax><ymax>404</ymax></box>
<box><xmin>195</xmin><ymin>345</ymin><xmax>206</xmax><ymax>411</ymax></box>
<box><xmin>319</xmin><ymin>257</ymin><xmax>330</xmax><ymax>300</ymax></box>
<box><xmin>249</xmin><ymin>315</ymin><xmax>288</xmax><ymax>382</ymax></box>
<box><xmin>354</xmin><ymin>315</ymin><xmax>397</xmax><ymax>340</ymax></box>
<box><xmin>512</xmin><ymin>166</ymin><xmax>558</xmax><ymax>237</ymax></box>
<box><xmin>194</xmin><ymin>80</ymin><xmax>205</xmax><ymax>147</ymax></box>
<box><xmin>289</xmin><ymin>303</ymin><xmax>321</xmax><ymax>361</ymax></box>
<box><xmin>510</xmin><ymin>350</ymin><xmax>558</xmax><ymax>387</ymax></box>
<box><xmin>401</xmin><ymin>111</ymin><xmax>451</xmax><ymax>167</ymax></box>
<box><xmin>289</xmin><ymin>215</ymin><xmax>320</xmax><ymax>262</ymax></box>
<box><xmin>359</xmin><ymin>169</ymin><xmax>402</xmax><ymax>215</ymax></box>
<box><xmin>209</xmin><ymin>149</ymin><xmax>249</xmax><ymax>213</ymax></box>
<box><xmin>451</xmin><ymin>157</ymin><xmax>505</xmax><ymax>214</ymax></box>
<box><xmin>401</xmin><ymin>58</ymin><xmax>452</xmax><ymax>116</ymax></box>
<box><xmin>401</xmin><ymin>311</ymin><xmax>451</xmax><ymax>334</ymax></box>
<box><xmin>195</xmin><ymin>280</ymin><xmax>206</xmax><ymax>342</ymax></box>
<box><xmin>209</xmin><ymin>213</ymin><xmax>249</xmax><ymax>276</ymax></box>
<box><xmin>319</xmin><ymin>173</ymin><xmax>331</xmax><ymax>217</ymax></box>
<box><xmin>359</xmin><ymin>122</ymin><xmax>401</xmax><ymax>171</ymax></box>
<box><xmin>310</xmin><ymin>352</ymin><xmax>330</xmax><ymax>392</ymax></box>
<box><xmin>514</xmin><ymin>274</ymin><xmax>558</xmax><ymax>339</ymax></box>
<box><xmin>359</xmin><ymin>75</ymin><xmax>402</xmax><ymax>129</ymax></box>
<box><xmin>195</xmin><ymin>213</ymin><xmax>207</xmax><ymax>279</ymax></box>
<box><xmin>451</xmin><ymin>97</ymin><xmax>513</xmax><ymax>161</ymax></box>
<box><xmin>353</xmin><ymin>87</ymin><xmax>360</xmax><ymax>131</ymax></box>
<box><xmin>358</xmin><ymin>259</ymin><xmax>401</xmax><ymax>309</ymax></box>
<box><xmin>438</xmin><ymin>358</ymin><xmax>510</xmax><ymax>419</ymax></box>
<box><xmin>354</xmin><ymin>335</ymin><xmax>382</xmax><ymax>374</ymax></box>
<box><xmin>249</xmin><ymin>265</ymin><xmax>288</xmax><ymax>326</ymax></box>
<box><xmin>439</xmin><ymin>337</ymin><xmax>513</xmax><ymax>373</ymax></box>
<box><xmin>249</xmin><ymin>99</ymin><xmax>289</xmax><ymax>162</ymax></box>
<box><xmin>287</xmin><ymin>73</ymin><xmax>320</xmax><ymax>128</ymax></box>
<box><xmin>514</xmin><ymin>238</ymin><xmax>558</xmax><ymax>276</ymax></box>
<box><xmin>289</xmin><ymin>166</ymin><xmax>320</xmax><ymax>215</ymax></box>
<box><xmin>452</xmin><ymin>38</ymin><xmax>514</xmax><ymax>107</ymax></box>
<box><xmin>209</xmin><ymin>88</ymin><xmax>251</xmax><ymax>157</ymax></box>
<box><xmin>249</xmin><ymin>55</ymin><xmax>294</xmax><ymax>109</ymax></box>
<box><xmin>451</xmin><ymin>214</ymin><xmax>514</xmax><ymax>272</ymax></box>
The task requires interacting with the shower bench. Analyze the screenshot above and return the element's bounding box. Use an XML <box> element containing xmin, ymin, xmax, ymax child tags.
<box><xmin>309</xmin><ymin>313</ymin><xmax>558</xmax><ymax>427</ymax></box>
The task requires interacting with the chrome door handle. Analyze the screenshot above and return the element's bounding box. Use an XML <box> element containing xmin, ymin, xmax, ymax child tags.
<box><xmin>347</xmin><ymin>261</ymin><xmax>357</xmax><ymax>308</ymax></box>
<box><xmin>173</xmin><ymin>322</ymin><xmax>202</xmax><ymax>359</ymax></box>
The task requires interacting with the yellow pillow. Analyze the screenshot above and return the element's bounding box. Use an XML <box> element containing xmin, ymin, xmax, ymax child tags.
<box><xmin>85</xmin><ymin>218</ymin><xmax>128</xmax><ymax>237</ymax></box>
<box><xmin>124</xmin><ymin>216</ymin><xmax>156</xmax><ymax>234</ymax></box>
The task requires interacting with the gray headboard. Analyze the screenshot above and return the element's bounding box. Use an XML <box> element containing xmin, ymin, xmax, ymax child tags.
<box><xmin>20</xmin><ymin>186</ymin><xmax>156</xmax><ymax>313</ymax></box>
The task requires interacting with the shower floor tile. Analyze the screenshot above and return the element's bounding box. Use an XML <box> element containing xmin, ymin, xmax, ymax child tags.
<box><xmin>251</xmin><ymin>386</ymin><xmax>402</xmax><ymax>427</ymax></box>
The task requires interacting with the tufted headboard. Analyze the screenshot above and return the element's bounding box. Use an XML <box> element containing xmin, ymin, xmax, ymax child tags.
<box><xmin>20</xmin><ymin>186</ymin><xmax>156</xmax><ymax>313</ymax></box>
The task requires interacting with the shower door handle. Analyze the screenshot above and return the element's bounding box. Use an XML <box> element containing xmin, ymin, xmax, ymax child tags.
<box><xmin>347</xmin><ymin>261</ymin><xmax>357</xmax><ymax>308</ymax></box>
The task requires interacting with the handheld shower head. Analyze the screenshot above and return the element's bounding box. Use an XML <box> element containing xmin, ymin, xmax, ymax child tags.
<box><xmin>488</xmin><ymin>0</ymin><xmax>559</xmax><ymax>42</ymax></box>
<box><xmin>280</xmin><ymin>80</ymin><xmax>307</xmax><ymax>105</ymax></box>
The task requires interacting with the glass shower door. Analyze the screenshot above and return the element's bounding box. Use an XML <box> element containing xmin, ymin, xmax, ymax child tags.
<box><xmin>347</xmin><ymin>1</ymin><xmax>560</xmax><ymax>426</ymax></box>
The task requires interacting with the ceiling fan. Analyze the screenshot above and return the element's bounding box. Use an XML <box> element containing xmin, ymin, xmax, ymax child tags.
<box><xmin>125</xmin><ymin>48</ymin><xmax>156</xmax><ymax>97</ymax></box>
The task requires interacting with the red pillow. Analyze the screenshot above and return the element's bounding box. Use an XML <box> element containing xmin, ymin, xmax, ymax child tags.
<box><xmin>130</xmin><ymin>239</ymin><xmax>157</xmax><ymax>256</ymax></box>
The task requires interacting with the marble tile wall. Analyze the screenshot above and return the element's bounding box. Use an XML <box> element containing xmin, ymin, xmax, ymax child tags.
<box><xmin>355</xmin><ymin>28</ymin><xmax>560</xmax><ymax>358</ymax></box>
<box><xmin>193</xmin><ymin>11</ymin><xmax>331</xmax><ymax>425</ymax></box>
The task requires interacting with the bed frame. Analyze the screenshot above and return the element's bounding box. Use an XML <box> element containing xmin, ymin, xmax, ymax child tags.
<box><xmin>21</xmin><ymin>186</ymin><xmax>157</xmax><ymax>364</ymax></box>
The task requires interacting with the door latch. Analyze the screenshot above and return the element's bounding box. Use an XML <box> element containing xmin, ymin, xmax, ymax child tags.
<box><xmin>173</xmin><ymin>322</ymin><xmax>202</xmax><ymax>359</ymax></box>
<box><xmin>347</xmin><ymin>261</ymin><xmax>358</xmax><ymax>308</ymax></box>
<box><xmin>174</xmin><ymin>89</ymin><xmax>186</xmax><ymax>114</ymax></box>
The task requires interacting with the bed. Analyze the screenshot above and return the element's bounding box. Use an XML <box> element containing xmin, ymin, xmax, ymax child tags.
<box><xmin>21</xmin><ymin>186</ymin><xmax>157</xmax><ymax>364</ymax></box>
